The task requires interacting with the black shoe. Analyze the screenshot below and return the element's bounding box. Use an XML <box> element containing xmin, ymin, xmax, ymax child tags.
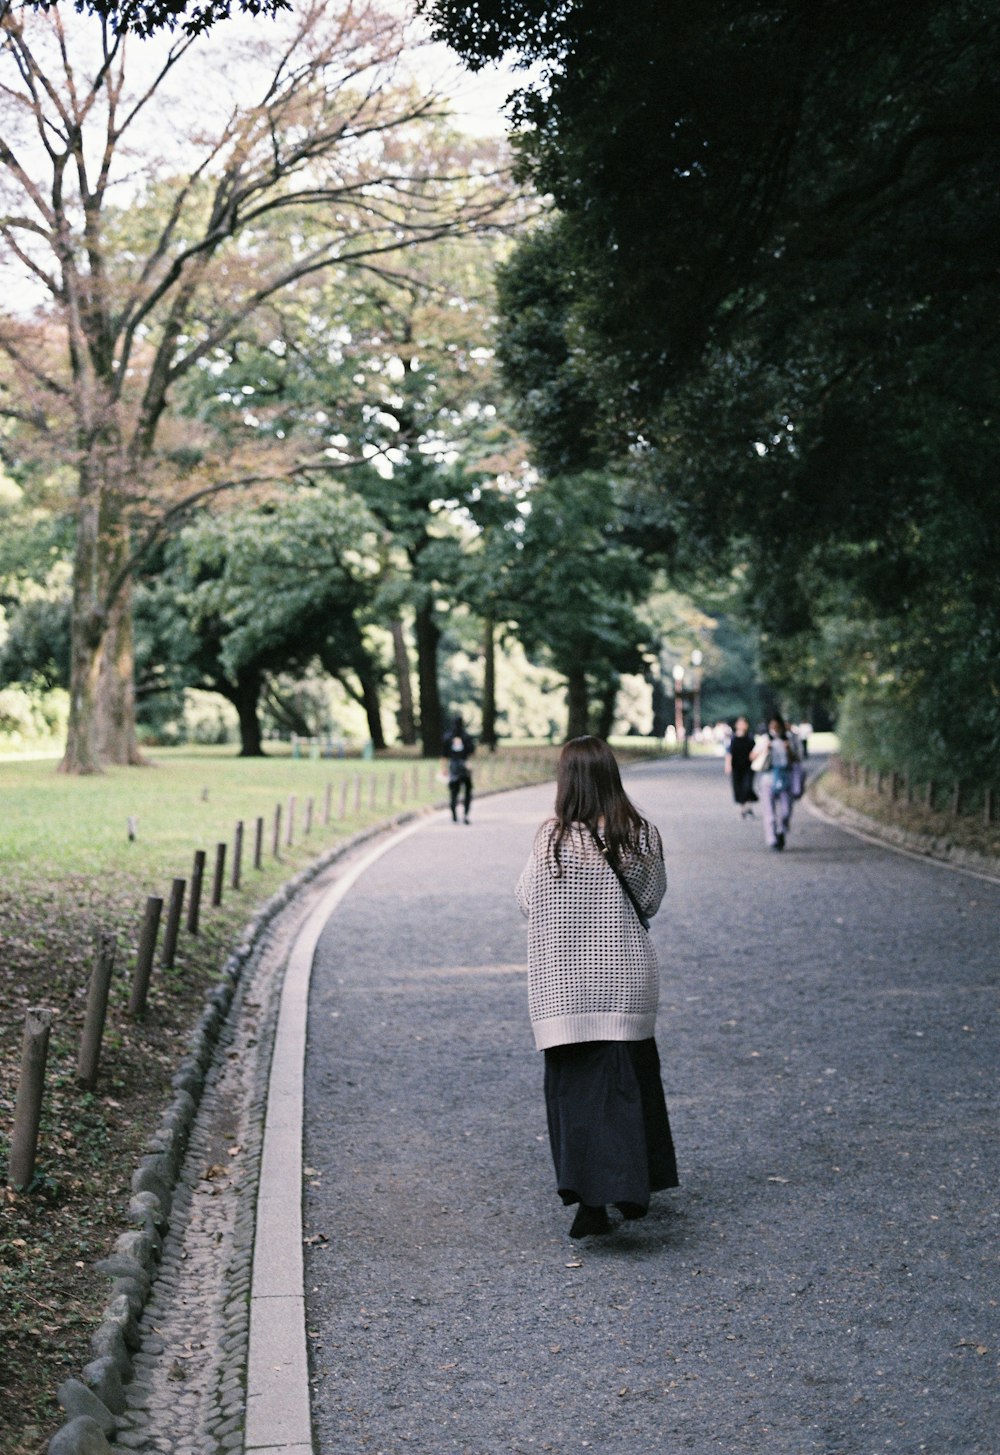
<box><xmin>569</xmin><ymin>1204</ymin><xmax>611</xmax><ymax>1238</ymax></box>
<box><xmin>614</xmin><ymin>1201</ymin><xmax>647</xmax><ymax>1221</ymax></box>
<box><xmin>775</xmin><ymin>833</ymin><xmax>785</xmax><ymax>850</ymax></box>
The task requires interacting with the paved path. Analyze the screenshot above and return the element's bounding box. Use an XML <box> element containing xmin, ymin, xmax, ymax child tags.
<box><xmin>297</xmin><ymin>758</ymin><xmax>999</xmax><ymax>1454</ymax></box>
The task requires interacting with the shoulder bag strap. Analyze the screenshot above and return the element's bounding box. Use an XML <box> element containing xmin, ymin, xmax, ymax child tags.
<box><xmin>589</xmin><ymin>828</ymin><xmax>650</xmax><ymax>931</ymax></box>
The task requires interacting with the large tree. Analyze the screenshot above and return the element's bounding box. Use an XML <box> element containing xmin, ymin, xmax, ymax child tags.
<box><xmin>141</xmin><ymin>483</ymin><xmax>384</xmax><ymax>754</ymax></box>
<box><xmin>0</xmin><ymin>1</ymin><xmax>510</xmax><ymax>771</ymax></box>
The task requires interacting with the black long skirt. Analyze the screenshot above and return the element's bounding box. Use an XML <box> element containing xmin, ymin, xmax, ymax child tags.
<box><xmin>543</xmin><ymin>1038</ymin><xmax>679</xmax><ymax>1215</ymax></box>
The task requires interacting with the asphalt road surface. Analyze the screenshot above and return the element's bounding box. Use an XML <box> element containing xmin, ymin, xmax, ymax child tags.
<box><xmin>302</xmin><ymin>757</ymin><xmax>999</xmax><ymax>1454</ymax></box>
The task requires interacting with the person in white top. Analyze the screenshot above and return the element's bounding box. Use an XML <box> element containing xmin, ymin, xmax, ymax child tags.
<box><xmin>751</xmin><ymin>713</ymin><xmax>800</xmax><ymax>851</ymax></box>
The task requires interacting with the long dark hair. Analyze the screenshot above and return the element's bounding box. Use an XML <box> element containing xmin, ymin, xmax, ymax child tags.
<box><xmin>547</xmin><ymin>736</ymin><xmax>652</xmax><ymax>871</ymax></box>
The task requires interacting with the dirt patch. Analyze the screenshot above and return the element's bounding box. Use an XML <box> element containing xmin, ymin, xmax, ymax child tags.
<box><xmin>0</xmin><ymin>876</ymin><xmax>246</xmax><ymax>1454</ymax></box>
<box><xmin>813</xmin><ymin>764</ymin><xmax>1000</xmax><ymax>866</ymax></box>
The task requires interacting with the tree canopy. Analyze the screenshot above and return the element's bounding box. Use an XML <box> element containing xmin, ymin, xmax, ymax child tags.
<box><xmin>23</xmin><ymin>0</ymin><xmax>290</xmax><ymax>39</ymax></box>
<box><xmin>424</xmin><ymin>0</ymin><xmax>1000</xmax><ymax>774</ymax></box>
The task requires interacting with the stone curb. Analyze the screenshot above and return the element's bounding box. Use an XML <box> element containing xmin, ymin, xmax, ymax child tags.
<box><xmin>45</xmin><ymin>806</ymin><xmax>439</xmax><ymax>1455</ymax></box>
<box><xmin>808</xmin><ymin>771</ymin><xmax>1000</xmax><ymax>884</ymax></box>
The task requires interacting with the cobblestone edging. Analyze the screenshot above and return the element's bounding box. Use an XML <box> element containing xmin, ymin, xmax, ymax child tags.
<box><xmin>45</xmin><ymin>809</ymin><xmax>433</xmax><ymax>1455</ymax></box>
<box><xmin>809</xmin><ymin>772</ymin><xmax>1000</xmax><ymax>883</ymax></box>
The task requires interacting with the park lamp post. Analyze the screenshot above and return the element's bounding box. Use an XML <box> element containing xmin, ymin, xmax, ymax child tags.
<box><xmin>690</xmin><ymin>648</ymin><xmax>704</xmax><ymax>739</ymax></box>
<box><xmin>672</xmin><ymin>663</ymin><xmax>687</xmax><ymax>756</ymax></box>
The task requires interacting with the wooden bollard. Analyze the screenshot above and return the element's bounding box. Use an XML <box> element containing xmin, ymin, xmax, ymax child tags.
<box><xmin>305</xmin><ymin>798</ymin><xmax>314</xmax><ymax>836</ymax></box>
<box><xmin>388</xmin><ymin>772</ymin><xmax>395</xmax><ymax>809</ymax></box>
<box><xmin>286</xmin><ymin>796</ymin><xmax>296</xmax><ymax>847</ymax></box>
<box><xmin>272</xmin><ymin>803</ymin><xmax>282</xmax><ymax>858</ymax></box>
<box><xmin>924</xmin><ymin>780</ymin><xmax>934</xmax><ymax>810</ymax></box>
<box><xmin>232</xmin><ymin>820</ymin><xmax>244</xmax><ymax>890</ymax></box>
<box><xmin>339</xmin><ymin>780</ymin><xmax>348</xmax><ymax>819</ymax></box>
<box><xmin>324</xmin><ymin>781</ymin><xmax>333</xmax><ymax>826</ymax></box>
<box><xmin>354</xmin><ymin>775</ymin><xmax>362</xmax><ymax>814</ymax></box>
<box><xmin>985</xmin><ymin>787</ymin><xmax>995</xmax><ymax>827</ymax></box>
<box><xmin>369</xmin><ymin>775</ymin><xmax>377</xmax><ymax>811</ymax></box>
<box><xmin>188</xmin><ymin>850</ymin><xmax>206</xmax><ymax>934</ymax></box>
<box><xmin>951</xmin><ymin>782</ymin><xmax>961</xmax><ymax>816</ymax></box>
<box><xmin>412</xmin><ymin>764</ymin><xmax>419</xmax><ymax>797</ymax></box>
<box><xmin>253</xmin><ymin>816</ymin><xmax>264</xmax><ymax>869</ymax></box>
<box><xmin>129</xmin><ymin>895</ymin><xmax>163</xmax><ymax>1017</ymax></box>
<box><xmin>77</xmin><ymin>933</ymin><xmax>116</xmax><ymax>1090</ymax></box>
<box><xmin>161</xmin><ymin>878</ymin><xmax>186</xmax><ymax>969</ymax></box>
<box><xmin>9</xmin><ymin>1007</ymin><xmax>53</xmax><ymax>1189</ymax></box>
<box><xmin>211</xmin><ymin>842</ymin><xmax>227</xmax><ymax>907</ymax></box>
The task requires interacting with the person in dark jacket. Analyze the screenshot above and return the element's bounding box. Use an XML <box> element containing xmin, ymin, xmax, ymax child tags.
<box><xmin>441</xmin><ymin>715</ymin><xmax>475</xmax><ymax>823</ymax></box>
<box><xmin>724</xmin><ymin>715</ymin><xmax>758</xmax><ymax>818</ymax></box>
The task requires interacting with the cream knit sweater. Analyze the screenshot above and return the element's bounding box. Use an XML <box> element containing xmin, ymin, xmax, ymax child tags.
<box><xmin>515</xmin><ymin>821</ymin><xmax>666</xmax><ymax>1051</ymax></box>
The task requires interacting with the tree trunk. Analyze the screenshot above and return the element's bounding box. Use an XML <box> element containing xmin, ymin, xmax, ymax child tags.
<box><xmin>97</xmin><ymin>581</ymin><xmax>146</xmax><ymax>765</ymax></box>
<box><xmin>233</xmin><ymin>670</ymin><xmax>265</xmax><ymax>757</ymax></box>
<box><xmin>61</xmin><ymin>430</ymin><xmax>143</xmax><ymax>773</ymax></box>
<box><xmin>358</xmin><ymin>666</ymin><xmax>387</xmax><ymax>750</ymax></box>
<box><xmin>390</xmin><ymin>617</ymin><xmax>417</xmax><ymax>746</ymax></box>
<box><xmin>414</xmin><ymin>599</ymin><xmax>443</xmax><ymax>757</ymax></box>
<box><xmin>565</xmin><ymin>668</ymin><xmax>589</xmax><ymax>740</ymax></box>
<box><xmin>595</xmin><ymin>675</ymin><xmax>619</xmax><ymax>741</ymax></box>
<box><xmin>481</xmin><ymin>615</ymin><xmax>498</xmax><ymax>751</ymax></box>
<box><xmin>60</xmin><ymin>485</ymin><xmax>106</xmax><ymax>775</ymax></box>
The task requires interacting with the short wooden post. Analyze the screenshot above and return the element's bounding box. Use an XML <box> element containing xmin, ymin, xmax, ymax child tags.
<box><xmin>354</xmin><ymin>775</ymin><xmax>362</xmax><ymax>814</ymax></box>
<box><xmin>984</xmin><ymin>787</ymin><xmax>995</xmax><ymax>827</ymax></box>
<box><xmin>272</xmin><ymin>803</ymin><xmax>282</xmax><ymax>858</ymax></box>
<box><xmin>232</xmin><ymin>820</ymin><xmax>244</xmax><ymax>890</ymax></box>
<box><xmin>889</xmin><ymin>771</ymin><xmax>898</xmax><ymax>802</ymax></box>
<box><xmin>286</xmin><ymin>796</ymin><xmax>296</xmax><ymax>847</ymax></box>
<box><xmin>339</xmin><ymin>779</ymin><xmax>348</xmax><ymax>818</ymax></box>
<box><xmin>77</xmin><ymin>933</ymin><xmax>116</xmax><ymax>1090</ymax></box>
<box><xmin>161</xmin><ymin>878</ymin><xmax>186</xmax><ymax>969</ymax></box>
<box><xmin>412</xmin><ymin>764</ymin><xmax>419</xmax><ymax>797</ymax></box>
<box><xmin>388</xmin><ymin>772</ymin><xmax>395</xmax><ymax>809</ymax></box>
<box><xmin>369</xmin><ymin>775</ymin><xmax>377</xmax><ymax>811</ymax></box>
<box><xmin>129</xmin><ymin>895</ymin><xmax>163</xmax><ymax>1017</ymax></box>
<box><xmin>904</xmin><ymin>770</ymin><xmax>912</xmax><ymax>805</ymax></box>
<box><xmin>188</xmin><ymin>850</ymin><xmax>206</xmax><ymax>934</ymax></box>
<box><xmin>211</xmin><ymin>843</ymin><xmax>227</xmax><ymax>906</ymax></box>
<box><xmin>9</xmin><ymin>1008</ymin><xmax>53</xmax><ymax>1189</ymax></box>
<box><xmin>924</xmin><ymin>780</ymin><xmax>934</xmax><ymax>810</ymax></box>
<box><xmin>305</xmin><ymin>797</ymin><xmax>314</xmax><ymax>836</ymax></box>
<box><xmin>324</xmin><ymin>781</ymin><xmax>333</xmax><ymax>826</ymax></box>
<box><xmin>951</xmin><ymin>782</ymin><xmax>961</xmax><ymax>816</ymax></box>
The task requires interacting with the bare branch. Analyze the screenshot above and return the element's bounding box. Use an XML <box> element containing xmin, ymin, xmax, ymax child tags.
<box><xmin>0</xmin><ymin>328</ymin><xmax>68</xmax><ymax>397</ymax></box>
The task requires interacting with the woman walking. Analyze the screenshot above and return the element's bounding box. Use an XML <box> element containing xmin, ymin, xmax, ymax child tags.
<box><xmin>751</xmin><ymin>713</ymin><xmax>799</xmax><ymax>851</ymax></box>
<box><xmin>515</xmin><ymin>737</ymin><xmax>678</xmax><ymax>1238</ymax></box>
<box><xmin>725</xmin><ymin>714</ymin><xmax>758</xmax><ymax>817</ymax></box>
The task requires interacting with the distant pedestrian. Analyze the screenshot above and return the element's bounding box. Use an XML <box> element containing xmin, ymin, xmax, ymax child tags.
<box><xmin>515</xmin><ymin>736</ymin><xmax>678</xmax><ymax>1238</ymax></box>
<box><xmin>751</xmin><ymin>714</ymin><xmax>800</xmax><ymax>851</ymax></box>
<box><xmin>441</xmin><ymin>714</ymin><xmax>475</xmax><ymax>823</ymax></box>
<box><xmin>724</xmin><ymin>715</ymin><xmax>758</xmax><ymax>818</ymax></box>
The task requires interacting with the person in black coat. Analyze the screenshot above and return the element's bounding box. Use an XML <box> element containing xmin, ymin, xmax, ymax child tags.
<box><xmin>725</xmin><ymin>715</ymin><xmax>758</xmax><ymax>818</ymax></box>
<box><xmin>441</xmin><ymin>714</ymin><xmax>475</xmax><ymax>823</ymax></box>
